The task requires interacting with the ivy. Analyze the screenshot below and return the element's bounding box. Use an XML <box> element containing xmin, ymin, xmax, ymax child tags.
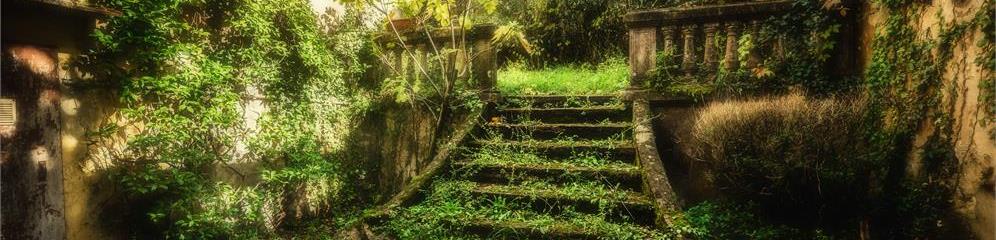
<box><xmin>79</xmin><ymin>0</ymin><xmax>372</xmax><ymax>237</ymax></box>
<box><xmin>647</xmin><ymin>0</ymin><xmax>847</xmax><ymax>96</ymax></box>
<box><xmin>863</xmin><ymin>0</ymin><xmax>993</xmax><ymax>238</ymax></box>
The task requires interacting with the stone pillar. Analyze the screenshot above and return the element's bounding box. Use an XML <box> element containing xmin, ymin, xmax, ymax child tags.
<box><xmin>746</xmin><ymin>20</ymin><xmax>763</xmax><ymax>69</ymax></box>
<box><xmin>703</xmin><ymin>23</ymin><xmax>719</xmax><ymax>73</ymax></box>
<box><xmin>681</xmin><ymin>25</ymin><xmax>696</xmax><ymax>77</ymax></box>
<box><xmin>472</xmin><ymin>28</ymin><xmax>498</xmax><ymax>102</ymax></box>
<box><xmin>628</xmin><ymin>26</ymin><xmax>657</xmax><ymax>92</ymax></box>
<box><xmin>723</xmin><ymin>23</ymin><xmax>740</xmax><ymax>72</ymax></box>
<box><xmin>661</xmin><ymin>26</ymin><xmax>676</xmax><ymax>55</ymax></box>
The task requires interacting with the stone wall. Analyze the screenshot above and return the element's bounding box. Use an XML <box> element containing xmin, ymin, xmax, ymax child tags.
<box><xmin>857</xmin><ymin>1</ymin><xmax>994</xmax><ymax>239</ymax></box>
<box><xmin>0</xmin><ymin>1</ymin><xmax>126</xmax><ymax>239</ymax></box>
<box><xmin>650</xmin><ymin>1</ymin><xmax>993</xmax><ymax>238</ymax></box>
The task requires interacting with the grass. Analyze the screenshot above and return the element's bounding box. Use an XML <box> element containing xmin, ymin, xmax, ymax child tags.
<box><xmin>372</xmin><ymin>97</ymin><xmax>659</xmax><ymax>239</ymax></box>
<box><xmin>467</xmin><ymin>141</ymin><xmax>634</xmax><ymax>169</ymax></box>
<box><xmin>498</xmin><ymin>58</ymin><xmax>628</xmax><ymax>95</ymax></box>
<box><xmin>376</xmin><ymin>180</ymin><xmax>665</xmax><ymax>240</ymax></box>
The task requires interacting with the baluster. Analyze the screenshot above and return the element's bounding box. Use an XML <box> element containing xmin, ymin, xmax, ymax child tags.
<box><xmin>775</xmin><ymin>36</ymin><xmax>786</xmax><ymax>60</ymax></box>
<box><xmin>681</xmin><ymin>25</ymin><xmax>696</xmax><ymax>77</ymax></box>
<box><xmin>662</xmin><ymin>26</ymin><xmax>676</xmax><ymax>56</ymax></box>
<box><xmin>746</xmin><ymin>20</ymin><xmax>763</xmax><ymax>69</ymax></box>
<box><xmin>723</xmin><ymin>22</ymin><xmax>740</xmax><ymax>72</ymax></box>
<box><xmin>703</xmin><ymin>23</ymin><xmax>719</xmax><ymax>73</ymax></box>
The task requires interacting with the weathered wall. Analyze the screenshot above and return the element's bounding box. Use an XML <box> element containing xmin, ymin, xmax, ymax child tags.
<box><xmin>649</xmin><ymin>102</ymin><xmax>716</xmax><ymax>205</ymax></box>
<box><xmin>649</xmin><ymin>3</ymin><xmax>993</xmax><ymax>238</ymax></box>
<box><xmin>375</xmin><ymin>103</ymin><xmax>438</xmax><ymax>198</ymax></box>
<box><xmin>1</xmin><ymin>1</ymin><xmax>126</xmax><ymax>239</ymax></box>
<box><xmin>857</xmin><ymin>1</ymin><xmax>995</xmax><ymax>239</ymax></box>
<box><xmin>1</xmin><ymin>44</ymin><xmax>68</xmax><ymax>240</ymax></box>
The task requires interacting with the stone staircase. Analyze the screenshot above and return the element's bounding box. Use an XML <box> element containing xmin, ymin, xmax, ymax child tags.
<box><xmin>376</xmin><ymin>95</ymin><xmax>669</xmax><ymax>239</ymax></box>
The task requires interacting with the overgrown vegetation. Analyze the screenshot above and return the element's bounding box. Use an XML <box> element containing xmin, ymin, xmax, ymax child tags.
<box><xmin>490</xmin><ymin>0</ymin><xmax>628</xmax><ymax>66</ymax></box>
<box><xmin>64</xmin><ymin>0</ymin><xmax>993</xmax><ymax>238</ymax></box>
<box><xmin>685</xmin><ymin>0</ymin><xmax>994</xmax><ymax>238</ymax></box>
<box><xmin>497</xmin><ymin>58</ymin><xmax>628</xmax><ymax>95</ymax></box>
<box><xmin>671</xmin><ymin>201</ymin><xmax>834</xmax><ymax>239</ymax></box>
<box><xmin>378</xmin><ymin>180</ymin><xmax>664</xmax><ymax>239</ymax></box>
<box><xmin>860</xmin><ymin>0</ymin><xmax>993</xmax><ymax>238</ymax></box>
<box><xmin>78</xmin><ymin>0</ymin><xmax>372</xmax><ymax>237</ymax></box>
<box><xmin>651</xmin><ymin>0</ymin><xmax>849</xmax><ymax>96</ymax></box>
<box><xmin>692</xmin><ymin>93</ymin><xmax>873</xmax><ymax>230</ymax></box>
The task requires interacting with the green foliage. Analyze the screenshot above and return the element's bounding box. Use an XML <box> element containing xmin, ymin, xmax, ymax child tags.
<box><xmin>650</xmin><ymin>0</ymin><xmax>847</xmax><ymax>95</ymax></box>
<box><xmin>674</xmin><ymin>201</ymin><xmax>833</xmax><ymax>240</ymax></box>
<box><xmin>498</xmin><ymin>57</ymin><xmax>628</xmax><ymax>95</ymax></box>
<box><xmin>861</xmin><ymin>0</ymin><xmax>991</xmax><ymax>238</ymax></box>
<box><xmin>377</xmin><ymin>180</ymin><xmax>664</xmax><ymax>239</ymax></box>
<box><xmin>79</xmin><ymin>0</ymin><xmax>372</xmax><ymax>237</ymax></box>
<box><xmin>493</xmin><ymin>0</ymin><xmax>627</xmax><ymax>66</ymax></box>
<box><xmin>976</xmin><ymin>0</ymin><xmax>996</xmax><ymax>138</ymax></box>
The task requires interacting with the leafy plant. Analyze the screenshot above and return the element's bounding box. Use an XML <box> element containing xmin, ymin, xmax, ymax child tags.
<box><xmin>78</xmin><ymin>0</ymin><xmax>373</xmax><ymax>237</ymax></box>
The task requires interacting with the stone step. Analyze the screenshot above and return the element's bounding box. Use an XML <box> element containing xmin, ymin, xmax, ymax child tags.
<box><xmin>504</xmin><ymin>95</ymin><xmax>621</xmax><ymax>109</ymax></box>
<box><xmin>457</xmin><ymin>217</ymin><xmax>659</xmax><ymax>240</ymax></box>
<box><xmin>472</xmin><ymin>140</ymin><xmax>636</xmax><ymax>160</ymax></box>
<box><xmin>483</xmin><ymin>123</ymin><xmax>632</xmax><ymax>141</ymax></box>
<box><xmin>451</xmin><ymin>161</ymin><xmax>644</xmax><ymax>192</ymax></box>
<box><xmin>497</xmin><ymin>106</ymin><xmax>631</xmax><ymax>124</ymax></box>
<box><xmin>468</xmin><ymin>184</ymin><xmax>656</xmax><ymax>226</ymax></box>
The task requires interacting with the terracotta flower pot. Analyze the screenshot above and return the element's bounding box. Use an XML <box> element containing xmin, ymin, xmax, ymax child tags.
<box><xmin>389</xmin><ymin>18</ymin><xmax>416</xmax><ymax>32</ymax></box>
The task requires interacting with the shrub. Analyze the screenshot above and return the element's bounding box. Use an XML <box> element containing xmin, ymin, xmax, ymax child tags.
<box><xmin>493</xmin><ymin>0</ymin><xmax>626</xmax><ymax>66</ymax></box>
<box><xmin>673</xmin><ymin>201</ymin><xmax>831</xmax><ymax>240</ymax></box>
<box><xmin>691</xmin><ymin>93</ymin><xmax>876</xmax><ymax>223</ymax></box>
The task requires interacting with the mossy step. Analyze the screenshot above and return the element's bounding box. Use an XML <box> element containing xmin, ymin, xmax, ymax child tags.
<box><xmin>473</xmin><ymin>139</ymin><xmax>636</xmax><ymax>162</ymax></box>
<box><xmin>498</xmin><ymin>106</ymin><xmax>631</xmax><ymax>124</ymax></box>
<box><xmin>451</xmin><ymin>161</ymin><xmax>644</xmax><ymax>192</ymax></box>
<box><xmin>472</xmin><ymin>183</ymin><xmax>651</xmax><ymax>206</ymax></box>
<box><xmin>483</xmin><ymin>123</ymin><xmax>632</xmax><ymax>141</ymax></box>
<box><xmin>375</xmin><ymin>180</ymin><xmax>664</xmax><ymax>239</ymax></box>
<box><xmin>458</xmin><ymin>216</ymin><xmax>660</xmax><ymax>240</ymax></box>
<box><xmin>504</xmin><ymin>95</ymin><xmax>621</xmax><ymax>109</ymax></box>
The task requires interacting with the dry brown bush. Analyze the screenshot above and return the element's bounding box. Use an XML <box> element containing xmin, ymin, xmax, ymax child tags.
<box><xmin>692</xmin><ymin>92</ymin><xmax>875</xmax><ymax>221</ymax></box>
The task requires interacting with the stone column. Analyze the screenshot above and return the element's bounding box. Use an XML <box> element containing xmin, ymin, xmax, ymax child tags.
<box><xmin>723</xmin><ymin>23</ymin><xmax>740</xmax><ymax>72</ymax></box>
<box><xmin>681</xmin><ymin>26</ymin><xmax>696</xmax><ymax>77</ymax></box>
<box><xmin>661</xmin><ymin>26</ymin><xmax>676</xmax><ymax>55</ymax></box>
<box><xmin>746</xmin><ymin>20</ymin><xmax>763</xmax><ymax>69</ymax></box>
<box><xmin>472</xmin><ymin>27</ymin><xmax>498</xmax><ymax>102</ymax></box>
<box><xmin>703</xmin><ymin>23</ymin><xmax>719</xmax><ymax>73</ymax></box>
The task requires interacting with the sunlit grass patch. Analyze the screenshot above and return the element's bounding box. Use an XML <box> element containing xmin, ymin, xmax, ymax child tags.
<box><xmin>498</xmin><ymin>58</ymin><xmax>628</xmax><ymax>95</ymax></box>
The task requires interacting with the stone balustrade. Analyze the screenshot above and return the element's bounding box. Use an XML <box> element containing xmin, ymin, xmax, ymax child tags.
<box><xmin>377</xmin><ymin>25</ymin><xmax>499</xmax><ymax>102</ymax></box>
<box><xmin>623</xmin><ymin>1</ymin><xmax>794</xmax><ymax>96</ymax></box>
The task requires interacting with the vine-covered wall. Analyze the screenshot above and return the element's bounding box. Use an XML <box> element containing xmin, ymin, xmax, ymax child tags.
<box><xmin>645</xmin><ymin>0</ymin><xmax>993</xmax><ymax>238</ymax></box>
<box><xmin>859</xmin><ymin>0</ymin><xmax>993</xmax><ymax>238</ymax></box>
<box><xmin>62</xmin><ymin>0</ymin><xmax>383</xmax><ymax>238</ymax></box>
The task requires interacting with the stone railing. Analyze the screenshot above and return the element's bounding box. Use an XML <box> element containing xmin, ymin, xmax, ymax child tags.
<box><xmin>377</xmin><ymin>25</ymin><xmax>499</xmax><ymax>102</ymax></box>
<box><xmin>622</xmin><ymin>1</ymin><xmax>794</xmax><ymax>97</ymax></box>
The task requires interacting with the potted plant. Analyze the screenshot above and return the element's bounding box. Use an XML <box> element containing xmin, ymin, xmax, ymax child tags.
<box><xmin>387</xmin><ymin>6</ymin><xmax>416</xmax><ymax>32</ymax></box>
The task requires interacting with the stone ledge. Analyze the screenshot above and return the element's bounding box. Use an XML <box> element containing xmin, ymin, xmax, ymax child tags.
<box><xmin>376</xmin><ymin>24</ymin><xmax>496</xmax><ymax>46</ymax></box>
<box><xmin>623</xmin><ymin>0</ymin><xmax>794</xmax><ymax>27</ymax></box>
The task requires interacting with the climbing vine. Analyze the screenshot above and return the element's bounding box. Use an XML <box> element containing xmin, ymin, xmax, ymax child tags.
<box><xmin>78</xmin><ymin>0</ymin><xmax>372</xmax><ymax>238</ymax></box>
<box><xmin>864</xmin><ymin>0</ymin><xmax>993</xmax><ymax>237</ymax></box>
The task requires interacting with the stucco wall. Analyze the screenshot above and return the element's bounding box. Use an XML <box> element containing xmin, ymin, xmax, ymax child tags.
<box><xmin>857</xmin><ymin>1</ymin><xmax>994</xmax><ymax>239</ymax></box>
<box><xmin>1</xmin><ymin>1</ymin><xmax>124</xmax><ymax>239</ymax></box>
